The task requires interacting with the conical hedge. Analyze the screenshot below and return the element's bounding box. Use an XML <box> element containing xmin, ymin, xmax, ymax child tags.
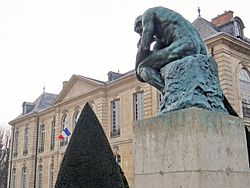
<box><xmin>55</xmin><ymin>103</ymin><xmax>127</xmax><ymax>188</ymax></box>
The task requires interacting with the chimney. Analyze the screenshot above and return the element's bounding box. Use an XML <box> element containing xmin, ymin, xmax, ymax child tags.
<box><xmin>211</xmin><ymin>10</ymin><xmax>234</xmax><ymax>26</ymax></box>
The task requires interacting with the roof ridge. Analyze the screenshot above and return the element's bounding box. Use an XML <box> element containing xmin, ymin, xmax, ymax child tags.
<box><xmin>75</xmin><ymin>74</ymin><xmax>105</xmax><ymax>84</ymax></box>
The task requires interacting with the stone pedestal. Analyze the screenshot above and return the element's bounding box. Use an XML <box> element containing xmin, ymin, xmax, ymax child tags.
<box><xmin>133</xmin><ymin>108</ymin><xmax>250</xmax><ymax>188</ymax></box>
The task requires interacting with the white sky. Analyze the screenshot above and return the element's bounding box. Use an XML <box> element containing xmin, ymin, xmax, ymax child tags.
<box><xmin>1</xmin><ymin>0</ymin><xmax>250</xmax><ymax>127</ymax></box>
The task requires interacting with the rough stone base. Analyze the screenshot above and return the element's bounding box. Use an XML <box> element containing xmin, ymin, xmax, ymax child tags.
<box><xmin>133</xmin><ymin>108</ymin><xmax>250</xmax><ymax>188</ymax></box>
<box><xmin>159</xmin><ymin>55</ymin><xmax>227</xmax><ymax>113</ymax></box>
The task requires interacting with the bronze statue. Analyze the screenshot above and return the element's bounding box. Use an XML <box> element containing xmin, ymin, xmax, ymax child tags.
<box><xmin>135</xmin><ymin>6</ymin><xmax>207</xmax><ymax>92</ymax></box>
<box><xmin>135</xmin><ymin>7</ymin><xmax>230</xmax><ymax>114</ymax></box>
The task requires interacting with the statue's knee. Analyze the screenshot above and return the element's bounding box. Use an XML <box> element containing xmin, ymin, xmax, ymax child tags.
<box><xmin>137</xmin><ymin>66</ymin><xmax>148</xmax><ymax>81</ymax></box>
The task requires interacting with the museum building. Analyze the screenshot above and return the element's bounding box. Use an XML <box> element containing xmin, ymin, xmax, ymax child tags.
<box><xmin>8</xmin><ymin>11</ymin><xmax>250</xmax><ymax>188</ymax></box>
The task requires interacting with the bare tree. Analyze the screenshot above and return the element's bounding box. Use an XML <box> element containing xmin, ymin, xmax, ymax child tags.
<box><xmin>0</xmin><ymin>126</ymin><xmax>11</xmax><ymax>188</ymax></box>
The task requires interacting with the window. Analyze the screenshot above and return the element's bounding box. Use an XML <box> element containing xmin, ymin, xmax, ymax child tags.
<box><xmin>133</xmin><ymin>91</ymin><xmax>144</xmax><ymax>121</ymax></box>
<box><xmin>234</xmin><ymin>21</ymin><xmax>243</xmax><ymax>38</ymax></box>
<box><xmin>38</xmin><ymin>124</ymin><xmax>45</xmax><ymax>153</ymax></box>
<box><xmin>48</xmin><ymin>164</ymin><xmax>54</xmax><ymax>188</ymax></box>
<box><xmin>113</xmin><ymin>146</ymin><xmax>121</xmax><ymax>164</ymax></box>
<box><xmin>38</xmin><ymin>165</ymin><xmax>43</xmax><ymax>188</ymax></box>
<box><xmin>73</xmin><ymin>110</ymin><xmax>80</xmax><ymax>129</ymax></box>
<box><xmin>49</xmin><ymin>157</ymin><xmax>54</xmax><ymax>188</ymax></box>
<box><xmin>11</xmin><ymin>168</ymin><xmax>16</xmax><ymax>188</ymax></box>
<box><xmin>13</xmin><ymin>129</ymin><xmax>19</xmax><ymax>157</ymax></box>
<box><xmin>240</xmin><ymin>68</ymin><xmax>250</xmax><ymax>82</ymax></box>
<box><xmin>21</xmin><ymin>167</ymin><xmax>27</xmax><ymax>188</ymax></box>
<box><xmin>239</xmin><ymin>68</ymin><xmax>250</xmax><ymax>118</ymax></box>
<box><xmin>242</xmin><ymin>100</ymin><xmax>250</xmax><ymax>118</ymax></box>
<box><xmin>110</xmin><ymin>99</ymin><xmax>120</xmax><ymax>138</ymax></box>
<box><xmin>50</xmin><ymin>117</ymin><xmax>56</xmax><ymax>150</ymax></box>
<box><xmin>157</xmin><ymin>92</ymin><xmax>163</xmax><ymax>113</ymax></box>
<box><xmin>115</xmin><ymin>153</ymin><xmax>121</xmax><ymax>164</ymax></box>
<box><xmin>60</xmin><ymin>113</ymin><xmax>69</xmax><ymax>146</ymax></box>
<box><xmin>23</xmin><ymin>127</ymin><xmax>29</xmax><ymax>155</ymax></box>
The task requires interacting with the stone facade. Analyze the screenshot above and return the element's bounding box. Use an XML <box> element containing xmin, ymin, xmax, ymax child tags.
<box><xmin>8</xmin><ymin>74</ymin><xmax>160</xmax><ymax>188</ymax></box>
<box><xmin>8</xmin><ymin>11</ymin><xmax>250</xmax><ymax>188</ymax></box>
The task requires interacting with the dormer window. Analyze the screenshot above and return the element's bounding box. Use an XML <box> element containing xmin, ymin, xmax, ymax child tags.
<box><xmin>22</xmin><ymin>102</ymin><xmax>34</xmax><ymax>115</ymax></box>
<box><xmin>233</xmin><ymin>16</ymin><xmax>245</xmax><ymax>39</ymax></box>
<box><xmin>234</xmin><ymin>21</ymin><xmax>243</xmax><ymax>38</ymax></box>
<box><xmin>107</xmin><ymin>71</ymin><xmax>123</xmax><ymax>81</ymax></box>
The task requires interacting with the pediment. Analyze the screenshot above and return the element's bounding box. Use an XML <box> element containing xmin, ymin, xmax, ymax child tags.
<box><xmin>54</xmin><ymin>75</ymin><xmax>105</xmax><ymax>104</ymax></box>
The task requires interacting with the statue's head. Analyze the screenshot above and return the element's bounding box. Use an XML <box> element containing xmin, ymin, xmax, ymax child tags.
<box><xmin>134</xmin><ymin>15</ymin><xmax>142</xmax><ymax>35</ymax></box>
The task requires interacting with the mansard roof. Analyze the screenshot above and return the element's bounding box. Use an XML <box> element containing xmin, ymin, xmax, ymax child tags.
<box><xmin>10</xmin><ymin>92</ymin><xmax>58</xmax><ymax>124</ymax></box>
<box><xmin>32</xmin><ymin>92</ymin><xmax>58</xmax><ymax>112</ymax></box>
<box><xmin>192</xmin><ymin>16</ymin><xmax>220</xmax><ymax>40</ymax></box>
<box><xmin>192</xmin><ymin>13</ymin><xmax>250</xmax><ymax>44</ymax></box>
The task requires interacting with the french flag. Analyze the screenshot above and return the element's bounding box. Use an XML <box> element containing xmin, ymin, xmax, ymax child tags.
<box><xmin>58</xmin><ymin>128</ymin><xmax>71</xmax><ymax>140</ymax></box>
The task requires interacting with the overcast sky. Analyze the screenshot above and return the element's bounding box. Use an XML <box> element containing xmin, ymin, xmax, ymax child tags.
<box><xmin>1</xmin><ymin>0</ymin><xmax>249</xmax><ymax>127</ymax></box>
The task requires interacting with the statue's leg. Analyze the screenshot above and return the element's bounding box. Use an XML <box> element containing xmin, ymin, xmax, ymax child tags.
<box><xmin>136</xmin><ymin>39</ymin><xmax>201</xmax><ymax>93</ymax></box>
<box><xmin>152</xmin><ymin>39</ymin><xmax>204</xmax><ymax>66</ymax></box>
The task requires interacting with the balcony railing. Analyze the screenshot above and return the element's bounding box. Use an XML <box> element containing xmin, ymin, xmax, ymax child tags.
<box><xmin>110</xmin><ymin>129</ymin><xmax>120</xmax><ymax>138</ymax></box>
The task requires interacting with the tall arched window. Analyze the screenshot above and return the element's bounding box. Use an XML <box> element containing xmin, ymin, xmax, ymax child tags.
<box><xmin>133</xmin><ymin>91</ymin><xmax>144</xmax><ymax>121</ymax></box>
<box><xmin>73</xmin><ymin>110</ymin><xmax>80</xmax><ymax>129</ymax></box>
<box><xmin>60</xmin><ymin>113</ymin><xmax>69</xmax><ymax>146</ymax></box>
<box><xmin>13</xmin><ymin>129</ymin><xmax>19</xmax><ymax>157</ymax></box>
<box><xmin>23</xmin><ymin>127</ymin><xmax>29</xmax><ymax>155</ymax></box>
<box><xmin>21</xmin><ymin>166</ymin><xmax>27</xmax><ymax>188</ymax></box>
<box><xmin>110</xmin><ymin>99</ymin><xmax>120</xmax><ymax>138</ymax></box>
<box><xmin>11</xmin><ymin>168</ymin><xmax>16</xmax><ymax>188</ymax></box>
<box><xmin>61</xmin><ymin>113</ymin><xmax>69</xmax><ymax>130</ymax></box>
<box><xmin>50</xmin><ymin>117</ymin><xmax>56</xmax><ymax>150</ymax></box>
<box><xmin>239</xmin><ymin>68</ymin><xmax>250</xmax><ymax>118</ymax></box>
<box><xmin>37</xmin><ymin>165</ymin><xmax>43</xmax><ymax>188</ymax></box>
<box><xmin>48</xmin><ymin>157</ymin><xmax>54</xmax><ymax>188</ymax></box>
<box><xmin>38</xmin><ymin>124</ymin><xmax>45</xmax><ymax>152</ymax></box>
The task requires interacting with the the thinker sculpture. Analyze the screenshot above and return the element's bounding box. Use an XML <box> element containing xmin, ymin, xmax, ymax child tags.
<box><xmin>135</xmin><ymin>6</ymin><xmax>231</xmax><ymax>114</ymax></box>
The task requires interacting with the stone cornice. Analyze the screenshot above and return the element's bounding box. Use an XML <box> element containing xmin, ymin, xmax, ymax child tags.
<box><xmin>205</xmin><ymin>32</ymin><xmax>250</xmax><ymax>55</ymax></box>
<box><xmin>9</xmin><ymin>112</ymin><xmax>38</xmax><ymax>126</ymax></box>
